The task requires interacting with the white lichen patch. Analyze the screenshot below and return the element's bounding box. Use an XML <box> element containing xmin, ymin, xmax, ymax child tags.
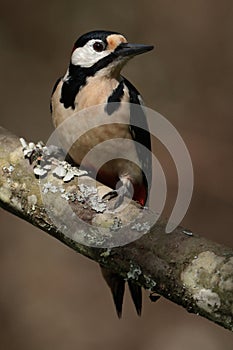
<box><xmin>52</xmin><ymin>165</ymin><xmax>67</xmax><ymax>178</ymax></box>
<box><xmin>181</xmin><ymin>251</ymin><xmax>225</xmax><ymax>290</ymax></box>
<box><xmin>195</xmin><ymin>288</ymin><xmax>221</xmax><ymax>313</ymax></box>
<box><xmin>127</xmin><ymin>263</ymin><xmax>142</xmax><ymax>280</ymax></box>
<box><xmin>181</xmin><ymin>251</ymin><xmax>226</xmax><ymax>313</ymax></box>
<box><xmin>33</xmin><ymin>167</ymin><xmax>47</xmax><ymax>177</ymax></box>
<box><xmin>82</xmin><ymin>228</ymin><xmax>108</xmax><ymax>246</ymax></box>
<box><xmin>219</xmin><ymin>257</ymin><xmax>233</xmax><ymax>292</ymax></box>
<box><xmin>20</xmin><ymin>137</ymin><xmax>87</xmax><ymax>182</ymax></box>
<box><xmin>144</xmin><ymin>274</ymin><xmax>157</xmax><ymax>290</ymax></box>
<box><xmin>110</xmin><ymin>217</ymin><xmax>122</xmax><ymax>231</ymax></box>
<box><xmin>131</xmin><ymin>221</ymin><xmax>150</xmax><ymax>233</ymax></box>
<box><xmin>78</xmin><ymin>183</ymin><xmax>106</xmax><ymax>213</ymax></box>
<box><xmin>63</xmin><ymin>170</ymin><xmax>75</xmax><ymax>182</ymax></box>
<box><xmin>27</xmin><ymin>194</ymin><xmax>37</xmax><ymax>211</ymax></box>
<box><xmin>2</xmin><ymin>164</ymin><xmax>14</xmax><ymax>173</ymax></box>
<box><xmin>42</xmin><ymin>182</ymin><xmax>60</xmax><ymax>194</ymax></box>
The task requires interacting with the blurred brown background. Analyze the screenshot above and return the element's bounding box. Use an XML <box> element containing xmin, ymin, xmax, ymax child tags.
<box><xmin>1</xmin><ymin>0</ymin><xmax>233</xmax><ymax>349</ymax></box>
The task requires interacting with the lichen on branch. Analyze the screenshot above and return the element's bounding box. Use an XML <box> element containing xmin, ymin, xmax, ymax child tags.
<box><xmin>0</xmin><ymin>127</ymin><xmax>233</xmax><ymax>332</ymax></box>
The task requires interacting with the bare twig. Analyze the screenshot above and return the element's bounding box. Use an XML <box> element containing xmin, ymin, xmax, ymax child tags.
<box><xmin>0</xmin><ymin>126</ymin><xmax>232</xmax><ymax>331</ymax></box>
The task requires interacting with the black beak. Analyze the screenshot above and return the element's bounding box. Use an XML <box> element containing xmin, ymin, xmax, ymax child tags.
<box><xmin>114</xmin><ymin>43</ymin><xmax>154</xmax><ymax>58</ymax></box>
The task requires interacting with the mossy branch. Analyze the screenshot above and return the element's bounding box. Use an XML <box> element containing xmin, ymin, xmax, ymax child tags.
<box><xmin>0</xmin><ymin>126</ymin><xmax>232</xmax><ymax>331</ymax></box>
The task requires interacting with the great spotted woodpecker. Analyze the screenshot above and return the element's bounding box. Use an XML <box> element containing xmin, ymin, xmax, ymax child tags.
<box><xmin>50</xmin><ymin>30</ymin><xmax>154</xmax><ymax>317</ymax></box>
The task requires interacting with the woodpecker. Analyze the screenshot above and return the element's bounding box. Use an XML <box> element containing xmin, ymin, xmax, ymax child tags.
<box><xmin>50</xmin><ymin>30</ymin><xmax>153</xmax><ymax>317</ymax></box>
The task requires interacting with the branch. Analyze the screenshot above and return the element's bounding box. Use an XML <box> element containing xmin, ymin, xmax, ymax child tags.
<box><xmin>0</xmin><ymin>126</ymin><xmax>232</xmax><ymax>331</ymax></box>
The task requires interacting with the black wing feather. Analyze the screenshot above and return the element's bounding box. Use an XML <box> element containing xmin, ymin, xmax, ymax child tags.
<box><xmin>123</xmin><ymin>77</ymin><xmax>152</xmax><ymax>194</ymax></box>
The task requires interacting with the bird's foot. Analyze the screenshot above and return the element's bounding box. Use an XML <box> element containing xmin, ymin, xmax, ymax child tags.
<box><xmin>102</xmin><ymin>180</ymin><xmax>133</xmax><ymax>209</ymax></box>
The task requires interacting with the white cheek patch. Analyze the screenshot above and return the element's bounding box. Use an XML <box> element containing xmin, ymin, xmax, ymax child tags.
<box><xmin>71</xmin><ymin>39</ymin><xmax>110</xmax><ymax>68</ymax></box>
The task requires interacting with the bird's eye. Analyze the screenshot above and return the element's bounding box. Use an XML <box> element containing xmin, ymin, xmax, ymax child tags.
<box><xmin>93</xmin><ymin>41</ymin><xmax>105</xmax><ymax>52</ymax></box>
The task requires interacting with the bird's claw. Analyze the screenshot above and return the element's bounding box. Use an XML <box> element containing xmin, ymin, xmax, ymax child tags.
<box><xmin>102</xmin><ymin>190</ymin><xmax>118</xmax><ymax>201</ymax></box>
<box><xmin>102</xmin><ymin>184</ymin><xmax>133</xmax><ymax>209</ymax></box>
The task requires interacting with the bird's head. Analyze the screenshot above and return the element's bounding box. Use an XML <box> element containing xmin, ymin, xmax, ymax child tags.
<box><xmin>69</xmin><ymin>30</ymin><xmax>154</xmax><ymax>78</ymax></box>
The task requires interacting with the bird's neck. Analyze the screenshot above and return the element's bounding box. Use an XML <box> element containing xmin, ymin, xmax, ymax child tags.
<box><xmin>60</xmin><ymin>64</ymin><xmax>123</xmax><ymax>110</ymax></box>
<box><xmin>68</xmin><ymin>62</ymin><xmax>123</xmax><ymax>81</ymax></box>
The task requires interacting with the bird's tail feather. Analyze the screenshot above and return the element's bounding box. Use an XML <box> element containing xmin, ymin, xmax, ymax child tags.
<box><xmin>100</xmin><ymin>266</ymin><xmax>142</xmax><ymax>317</ymax></box>
<box><xmin>128</xmin><ymin>280</ymin><xmax>142</xmax><ymax>316</ymax></box>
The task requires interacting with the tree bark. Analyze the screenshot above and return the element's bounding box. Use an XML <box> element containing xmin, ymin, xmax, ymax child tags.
<box><xmin>0</xmin><ymin>126</ymin><xmax>232</xmax><ymax>331</ymax></box>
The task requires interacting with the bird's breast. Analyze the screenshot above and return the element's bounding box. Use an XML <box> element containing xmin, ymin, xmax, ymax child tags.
<box><xmin>51</xmin><ymin>77</ymin><xmax>141</xmax><ymax>179</ymax></box>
